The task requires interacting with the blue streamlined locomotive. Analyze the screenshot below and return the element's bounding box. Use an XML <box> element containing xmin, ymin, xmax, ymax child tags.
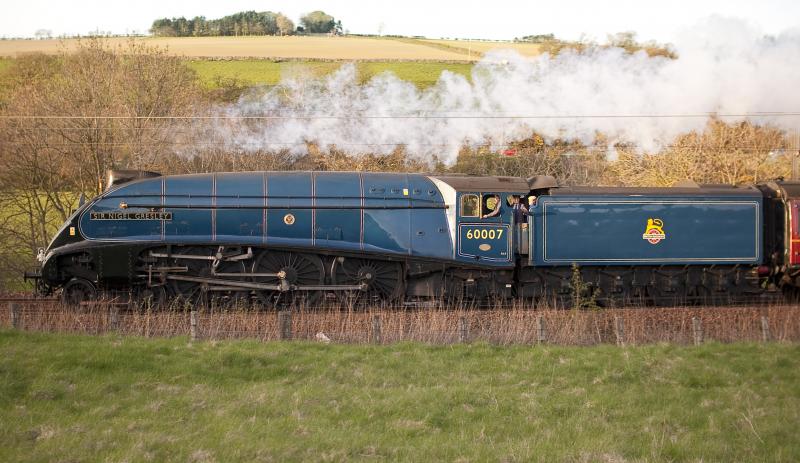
<box><xmin>29</xmin><ymin>170</ymin><xmax>800</xmax><ymax>306</ymax></box>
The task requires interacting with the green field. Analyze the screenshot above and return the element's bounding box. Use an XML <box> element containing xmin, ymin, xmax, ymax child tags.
<box><xmin>1</xmin><ymin>330</ymin><xmax>798</xmax><ymax>462</ymax></box>
<box><xmin>187</xmin><ymin>59</ymin><xmax>473</xmax><ymax>89</ymax></box>
<box><xmin>0</xmin><ymin>56</ymin><xmax>473</xmax><ymax>91</ymax></box>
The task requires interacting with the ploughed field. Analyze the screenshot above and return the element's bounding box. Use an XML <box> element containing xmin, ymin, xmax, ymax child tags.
<box><xmin>0</xmin><ymin>36</ymin><xmax>539</xmax><ymax>61</ymax></box>
<box><xmin>1</xmin><ymin>330</ymin><xmax>798</xmax><ymax>462</ymax></box>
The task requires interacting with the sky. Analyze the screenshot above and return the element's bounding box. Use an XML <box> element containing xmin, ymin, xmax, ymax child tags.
<box><xmin>1</xmin><ymin>0</ymin><xmax>799</xmax><ymax>42</ymax></box>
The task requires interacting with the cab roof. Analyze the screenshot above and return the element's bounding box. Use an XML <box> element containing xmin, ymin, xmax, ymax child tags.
<box><xmin>432</xmin><ymin>175</ymin><xmax>531</xmax><ymax>193</ymax></box>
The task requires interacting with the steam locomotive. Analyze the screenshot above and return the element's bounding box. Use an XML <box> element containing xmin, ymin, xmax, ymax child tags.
<box><xmin>28</xmin><ymin>169</ymin><xmax>800</xmax><ymax>307</ymax></box>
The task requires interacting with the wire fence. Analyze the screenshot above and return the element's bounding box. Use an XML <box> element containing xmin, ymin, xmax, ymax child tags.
<box><xmin>3</xmin><ymin>300</ymin><xmax>800</xmax><ymax>345</ymax></box>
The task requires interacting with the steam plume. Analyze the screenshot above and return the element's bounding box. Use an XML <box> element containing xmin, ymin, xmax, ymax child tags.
<box><xmin>223</xmin><ymin>17</ymin><xmax>800</xmax><ymax>163</ymax></box>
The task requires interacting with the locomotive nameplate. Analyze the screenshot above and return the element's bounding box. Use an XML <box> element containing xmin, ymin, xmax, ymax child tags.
<box><xmin>90</xmin><ymin>211</ymin><xmax>173</xmax><ymax>220</ymax></box>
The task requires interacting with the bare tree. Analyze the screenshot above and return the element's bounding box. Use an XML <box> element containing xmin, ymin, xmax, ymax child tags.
<box><xmin>0</xmin><ymin>38</ymin><xmax>203</xmax><ymax>289</ymax></box>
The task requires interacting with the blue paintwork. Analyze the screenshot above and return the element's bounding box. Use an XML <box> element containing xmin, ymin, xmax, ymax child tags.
<box><xmin>217</xmin><ymin>172</ymin><xmax>265</xmax><ymax>240</ymax></box>
<box><xmin>454</xmin><ymin>192</ymin><xmax>515</xmax><ymax>266</ymax></box>
<box><xmin>63</xmin><ymin>173</ymin><xmax>769</xmax><ymax>271</ymax></box>
<box><xmin>80</xmin><ymin>177</ymin><xmax>162</xmax><ymax>241</ymax></box>
<box><xmin>164</xmin><ymin>175</ymin><xmax>213</xmax><ymax>241</ymax></box>
<box><xmin>267</xmin><ymin>172</ymin><xmax>313</xmax><ymax>247</ymax></box>
<box><xmin>458</xmin><ymin>223</ymin><xmax>512</xmax><ymax>261</ymax></box>
<box><xmin>78</xmin><ymin>171</ymin><xmax>456</xmax><ymax>263</ymax></box>
<box><xmin>315</xmin><ymin>172</ymin><xmax>361</xmax><ymax>250</ymax></box>
<box><xmin>529</xmin><ymin>195</ymin><xmax>763</xmax><ymax>266</ymax></box>
<box><xmin>363</xmin><ymin>173</ymin><xmax>412</xmax><ymax>254</ymax></box>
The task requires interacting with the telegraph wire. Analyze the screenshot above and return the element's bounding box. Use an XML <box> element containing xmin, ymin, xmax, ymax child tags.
<box><xmin>0</xmin><ymin>140</ymin><xmax>792</xmax><ymax>153</ymax></box>
<box><xmin>0</xmin><ymin>112</ymin><xmax>799</xmax><ymax>120</ymax></box>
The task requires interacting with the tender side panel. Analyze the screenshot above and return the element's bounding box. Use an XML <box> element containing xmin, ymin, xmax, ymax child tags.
<box><xmin>531</xmin><ymin>196</ymin><xmax>762</xmax><ymax>266</ymax></box>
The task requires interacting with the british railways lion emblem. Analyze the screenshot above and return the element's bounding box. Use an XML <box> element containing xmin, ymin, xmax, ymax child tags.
<box><xmin>642</xmin><ymin>218</ymin><xmax>666</xmax><ymax>244</ymax></box>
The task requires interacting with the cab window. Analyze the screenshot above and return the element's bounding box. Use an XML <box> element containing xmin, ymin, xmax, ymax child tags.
<box><xmin>482</xmin><ymin>194</ymin><xmax>501</xmax><ymax>217</ymax></box>
<box><xmin>460</xmin><ymin>194</ymin><xmax>479</xmax><ymax>217</ymax></box>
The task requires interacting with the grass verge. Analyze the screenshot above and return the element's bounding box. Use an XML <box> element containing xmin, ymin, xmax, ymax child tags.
<box><xmin>1</xmin><ymin>330</ymin><xmax>798</xmax><ymax>462</ymax></box>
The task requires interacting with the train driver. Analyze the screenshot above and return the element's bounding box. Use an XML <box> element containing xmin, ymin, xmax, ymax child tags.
<box><xmin>511</xmin><ymin>195</ymin><xmax>529</xmax><ymax>226</ymax></box>
<box><xmin>481</xmin><ymin>194</ymin><xmax>502</xmax><ymax>219</ymax></box>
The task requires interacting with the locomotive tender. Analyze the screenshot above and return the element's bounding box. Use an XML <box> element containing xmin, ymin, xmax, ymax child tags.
<box><xmin>30</xmin><ymin>170</ymin><xmax>800</xmax><ymax>306</ymax></box>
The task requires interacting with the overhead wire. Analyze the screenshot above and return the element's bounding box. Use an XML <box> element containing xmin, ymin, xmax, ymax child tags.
<box><xmin>0</xmin><ymin>140</ymin><xmax>792</xmax><ymax>153</ymax></box>
<box><xmin>0</xmin><ymin>112</ymin><xmax>799</xmax><ymax>120</ymax></box>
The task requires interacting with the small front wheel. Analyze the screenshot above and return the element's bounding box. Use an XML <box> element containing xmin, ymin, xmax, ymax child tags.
<box><xmin>61</xmin><ymin>278</ymin><xmax>97</xmax><ymax>306</ymax></box>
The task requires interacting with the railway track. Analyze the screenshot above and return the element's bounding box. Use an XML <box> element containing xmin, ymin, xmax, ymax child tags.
<box><xmin>0</xmin><ymin>292</ymin><xmax>791</xmax><ymax>312</ymax></box>
<box><xmin>0</xmin><ymin>297</ymin><xmax>58</xmax><ymax>303</ymax></box>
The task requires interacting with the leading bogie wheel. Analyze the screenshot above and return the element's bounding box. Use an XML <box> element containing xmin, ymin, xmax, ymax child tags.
<box><xmin>61</xmin><ymin>278</ymin><xmax>97</xmax><ymax>307</ymax></box>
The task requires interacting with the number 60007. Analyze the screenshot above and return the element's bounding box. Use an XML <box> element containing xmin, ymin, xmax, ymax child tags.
<box><xmin>465</xmin><ymin>229</ymin><xmax>503</xmax><ymax>240</ymax></box>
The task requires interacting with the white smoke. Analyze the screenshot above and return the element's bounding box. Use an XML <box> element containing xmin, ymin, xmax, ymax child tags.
<box><xmin>223</xmin><ymin>17</ymin><xmax>800</xmax><ymax>163</ymax></box>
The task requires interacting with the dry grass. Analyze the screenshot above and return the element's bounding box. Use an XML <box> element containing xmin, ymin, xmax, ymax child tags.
<box><xmin>3</xmin><ymin>300</ymin><xmax>799</xmax><ymax>345</ymax></box>
<box><xmin>0</xmin><ymin>36</ymin><xmax>475</xmax><ymax>61</ymax></box>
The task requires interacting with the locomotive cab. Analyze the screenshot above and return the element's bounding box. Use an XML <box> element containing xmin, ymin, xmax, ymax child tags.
<box><xmin>455</xmin><ymin>191</ymin><xmax>513</xmax><ymax>263</ymax></box>
<box><xmin>432</xmin><ymin>176</ymin><xmax>532</xmax><ymax>266</ymax></box>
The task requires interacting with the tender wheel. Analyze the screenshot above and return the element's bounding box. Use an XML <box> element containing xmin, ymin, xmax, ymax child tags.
<box><xmin>646</xmin><ymin>268</ymin><xmax>688</xmax><ymax>306</ymax></box>
<box><xmin>252</xmin><ymin>252</ymin><xmax>325</xmax><ymax>308</ymax></box>
<box><xmin>331</xmin><ymin>257</ymin><xmax>403</xmax><ymax>306</ymax></box>
<box><xmin>781</xmin><ymin>284</ymin><xmax>800</xmax><ymax>303</ymax></box>
<box><xmin>61</xmin><ymin>278</ymin><xmax>97</xmax><ymax>306</ymax></box>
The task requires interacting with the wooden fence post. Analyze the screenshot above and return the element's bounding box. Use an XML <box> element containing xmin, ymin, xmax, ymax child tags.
<box><xmin>278</xmin><ymin>310</ymin><xmax>292</xmax><ymax>340</ymax></box>
<box><xmin>109</xmin><ymin>305</ymin><xmax>119</xmax><ymax>332</ymax></box>
<box><xmin>190</xmin><ymin>309</ymin><xmax>198</xmax><ymax>341</ymax></box>
<box><xmin>371</xmin><ymin>315</ymin><xmax>382</xmax><ymax>344</ymax></box>
<box><xmin>459</xmin><ymin>316</ymin><xmax>469</xmax><ymax>343</ymax></box>
<box><xmin>9</xmin><ymin>303</ymin><xmax>19</xmax><ymax>329</ymax></box>
<box><xmin>536</xmin><ymin>315</ymin><xmax>547</xmax><ymax>344</ymax></box>
<box><xmin>614</xmin><ymin>316</ymin><xmax>625</xmax><ymax>346</ymax></box>
<box><xmin>692</xmin><ymin>317</ymin><xmax>703</xmax><ymax>345</ymax></box>
<box><xmin>761</xmin><ymin>316</ymin><xmax>770</xmax><ymax>342</ymax></box>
